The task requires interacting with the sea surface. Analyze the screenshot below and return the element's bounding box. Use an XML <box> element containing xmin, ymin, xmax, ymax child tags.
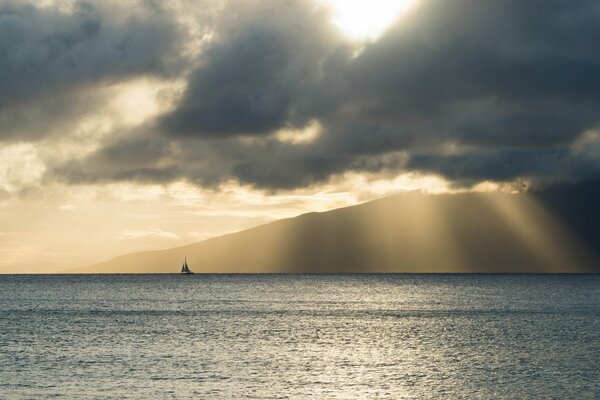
<box><xmin>1</xmin><ymin>274</ymin><xmax>599</xmax><ymax>399</ymax></box>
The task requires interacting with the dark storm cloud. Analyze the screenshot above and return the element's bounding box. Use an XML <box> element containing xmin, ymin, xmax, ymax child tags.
<box><xmin>160</xmin><ymin>0</ymin><xmax>344</xmax><ymax>137</ymax></box>
<box><xmin>308</xmin><ymin>0</ymin><xmax>600</xmax><ymax>185</ymax></box>
<box><xmin>41</xmin><ymin>0</ymin><xmax>600</xmax><ymax>188</ymax></box>
<box><xmin>55</xmin><ymin>128</ymin><xmax>180</xmax><ymax>184</ymax></box>
<box><xmin>341</xmin><ymin>0</ymin><xmax>600</xmax><ymax>147</ymax></box>
<box><xmin>0</xmin><ymin>0</ymin><xmax>183</xmax><ymax>139</ymax></box>
<box><xmin>407</xmin><ymin>149</ymin><xmax>568</xmax><ymax>183</ymax></box>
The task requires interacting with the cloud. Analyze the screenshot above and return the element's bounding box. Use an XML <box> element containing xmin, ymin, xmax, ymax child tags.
<box><xmin>119</xmin><ymin>228</ymin><xmax>180</xmax><ymax>240</ymax></box>
<box><xmin>0</xmin><ymin>143</ymin><xmax>46</xmax><ymax>195</ymax></box>
<box><xmin>0</xmin><ymin>0</ymin><xmax>183</xmax><ymax>140</ymax></box>
<box><xmin>54</xmin><ymin>128</ymin><xmax>180</xmax><ymax>184</ymax></box>
<box><xmin>8</xmin><ymin>0</ymin><xmax>600</xmax><ymax>190</ymax></box>
<box><xmin>160</xmin><ymin>0</ymin><xmax>345</xmax><ymax>137</ymax></box>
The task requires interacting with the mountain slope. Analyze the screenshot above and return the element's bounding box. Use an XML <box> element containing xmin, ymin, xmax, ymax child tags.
<box><xmin>71</xmin><ymin>188</ymin><xmax>600</xmax><ymax>273</ymax></box>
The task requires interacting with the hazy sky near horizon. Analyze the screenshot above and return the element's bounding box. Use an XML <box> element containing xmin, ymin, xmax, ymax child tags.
<box><xmin>1</xmin><ymin>0</ymin><xmax>600</xmax><ymax>271</ymax></box>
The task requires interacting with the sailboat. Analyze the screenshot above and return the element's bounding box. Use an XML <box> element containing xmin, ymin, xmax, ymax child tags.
<box><xmin>180</xmin><ymin>256</ymin><xmax>194</xmax><ymax>274</ymax></box>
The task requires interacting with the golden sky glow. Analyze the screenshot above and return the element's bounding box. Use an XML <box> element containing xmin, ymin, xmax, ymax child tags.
<box><xmin>0</xmin><ymin>170</ymin><xmax>457</xmax><ymax>273</ymax></box>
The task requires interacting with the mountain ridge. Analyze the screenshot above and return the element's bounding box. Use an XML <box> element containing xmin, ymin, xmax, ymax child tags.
<box><xmin>68</xmin><ymin>188</ymin><xmax>600</xmax><ymax>273</ymax></box>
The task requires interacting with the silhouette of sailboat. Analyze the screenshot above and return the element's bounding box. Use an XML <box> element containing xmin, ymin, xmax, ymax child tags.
<box><xmin>180</xmin><ymin>257</ymin><xmax>193</xmax><ymax>274</ymax></box>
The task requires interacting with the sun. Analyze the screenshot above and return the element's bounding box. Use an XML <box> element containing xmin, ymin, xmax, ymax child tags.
<box><xmin>325</xmin><ymin>0</ymin><xmax>418</xmax><ymax>41</ymax></box>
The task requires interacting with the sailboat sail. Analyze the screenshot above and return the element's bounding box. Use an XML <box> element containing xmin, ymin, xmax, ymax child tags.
<box><xmin>181</xmin><ymin>256</ymin><xmax>192</xmax><ymax>274</ymax></box>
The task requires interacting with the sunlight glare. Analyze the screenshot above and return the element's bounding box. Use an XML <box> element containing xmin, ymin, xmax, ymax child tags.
<box><xmin>326</xmin><ymin>0</ymin><xmax>418</xmax><ymax>40</ymax></box>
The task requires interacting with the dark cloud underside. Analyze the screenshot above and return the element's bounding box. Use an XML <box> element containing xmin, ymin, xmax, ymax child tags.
<box><xmin>3</xmin><ymin>0</ymin><xmax>600</xmax><ymax>189</ymax></box>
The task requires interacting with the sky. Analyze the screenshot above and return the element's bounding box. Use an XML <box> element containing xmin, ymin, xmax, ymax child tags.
<box><xmin>1</xmin><ymin>0</ymin><xmax>600</xmax><ymax>272</ymax></box>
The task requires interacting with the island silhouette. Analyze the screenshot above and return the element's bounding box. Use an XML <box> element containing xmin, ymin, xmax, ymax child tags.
<box><xmin>69</xmin><ymin>181</ymin><xmax>600</xmax><ymax>274</ymax></box>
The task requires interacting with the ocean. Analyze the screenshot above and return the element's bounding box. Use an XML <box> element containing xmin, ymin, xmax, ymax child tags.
<box><xmin>1</xmin><ymin>274</ymin><xmax>599</xmax><ymax>399</ymax></box>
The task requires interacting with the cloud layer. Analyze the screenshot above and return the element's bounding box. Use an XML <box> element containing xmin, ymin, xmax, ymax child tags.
<box><xmin>3</xmin><ymin>0</ymin><xmax>600</xmax><ymax>190</ymax></box>
<box><xmin>0</xmin><ymin>0</ymin><xmax>182</xmax><ymax>139</ymax></box>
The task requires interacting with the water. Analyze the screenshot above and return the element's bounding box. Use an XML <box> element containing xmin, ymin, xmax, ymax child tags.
<box><xmin>1</xmin><ymin>274</ymin><xmax>599</xmax><ymax>399</ymax></box>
